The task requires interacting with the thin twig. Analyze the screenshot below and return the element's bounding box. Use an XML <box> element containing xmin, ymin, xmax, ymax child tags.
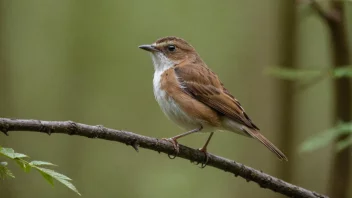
<box><xmin>309</xmin><ymin>0</ymin><xmax>341</xmax><ymax>24</ymax></box>
<box><xmin>0</xmin><ymin>118</ymin><xmax>328</xmax><ymax>198</ymax></box>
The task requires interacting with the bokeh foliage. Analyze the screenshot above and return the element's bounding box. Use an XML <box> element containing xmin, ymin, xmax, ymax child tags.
<box><xmin>267</xmin><ymin>66</ymin><xmax>352</xmax><ymax>152</ymax></box>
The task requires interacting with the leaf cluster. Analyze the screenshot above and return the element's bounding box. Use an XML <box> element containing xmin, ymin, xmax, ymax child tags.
<box><xmin>0</xmin><ymin>146</ymin><xmax>80</xmax><ymax>195</ymax></box>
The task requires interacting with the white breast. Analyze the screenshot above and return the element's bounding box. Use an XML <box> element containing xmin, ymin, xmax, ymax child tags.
<box><xmin>151</xmin><ymin>52</ymin><xmax>200</xmax><ymax>131</ymax></box>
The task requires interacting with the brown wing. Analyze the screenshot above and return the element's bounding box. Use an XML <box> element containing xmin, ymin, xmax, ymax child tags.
<box><xmin>174</xmin><ymin>64</ymin><xmax>288</xmax><ymax>161</ymax></box>
<box><xmin>173</xmin><ymin>64</ymin><xmax>259</xmax><ymax>131</ymax></box>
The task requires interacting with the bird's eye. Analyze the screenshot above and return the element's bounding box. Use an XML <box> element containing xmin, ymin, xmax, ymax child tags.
<box><xmin>167</xmin><ymin>45</ymin><xmax>176</xmax><ymax>52</ymax></box>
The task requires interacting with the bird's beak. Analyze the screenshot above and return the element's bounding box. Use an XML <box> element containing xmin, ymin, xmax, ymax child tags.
<box><xmin>138</xmin><ymin>44</ymin><xmax>159</xmax><ymax>52</ymax></box>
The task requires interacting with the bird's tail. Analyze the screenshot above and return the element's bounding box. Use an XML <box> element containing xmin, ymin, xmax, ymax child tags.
<box><xmin>243</xmin><ymin>126</ymin><xmax>288</xmax><ymax>161</ymax></box>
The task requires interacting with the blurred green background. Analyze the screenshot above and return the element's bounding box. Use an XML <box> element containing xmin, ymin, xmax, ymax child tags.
<box><xmin>1</xmin><ymin>0</ymin><xmax>351</xmax><ymax>198</ymax></box>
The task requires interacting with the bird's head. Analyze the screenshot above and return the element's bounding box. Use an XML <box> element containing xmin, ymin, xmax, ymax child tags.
<box><xmin>139</xmin><ymin>36</ymin><xmax>201</xmax><ymax>71</ymax></box>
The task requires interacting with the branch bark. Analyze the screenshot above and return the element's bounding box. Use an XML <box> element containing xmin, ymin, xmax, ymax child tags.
<box><xmin>0</xmin><ymin>118</ymin><xmax>328</xmax><ymax>198</ymax></box>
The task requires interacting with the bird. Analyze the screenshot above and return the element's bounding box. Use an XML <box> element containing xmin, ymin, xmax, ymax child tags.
<box><xmin>139</xmin><ymin>36</ymin><xmax>288</xmax><ymax>164</ymax></box>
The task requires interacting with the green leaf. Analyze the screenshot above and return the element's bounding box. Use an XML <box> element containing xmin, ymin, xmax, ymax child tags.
<box><xmin>299</xmin><ymin>122</ymin><xmax>352</xmax><ymax>153</ymax></box>
<box><xmin>12</xmin><ymin>153</ymin><xmax>28</xmax><ymax>159</ymax></box>
<box><xmin>35</xmin><ymin>167</ymin><xmax>80</xmax><ymax>195</ymax></box>
<box><xmin>0</xmin><ymin>162</ymin><xmax>15</xmax><ymax>179</ymax></box>
<box><xmin>265</xmin><ymin>66</ymin><xmax>352</xmax><ymax>81</ymax></box>
<box><xmin>38</xmin><ymin>169</ymin><xmax>55</xmax><ymax>186</ymax></box>
<box><xmin>336</xmin><ymin>136</ymin><xmax>352</xmax><ymax>151</ymax></box>
<box><xmin>55</xmin><ymin>177</ymin><xmax>81</xmax><ymax>196</ymax></box>
<box><xmin>265</xmin><ymin>67</ymin><xmax>322</xmax><ymax>81</ymax></box>
<box><xmin>0</xmin><ymin>147</ymin><xmax>15</xmax><ymax>158</ymax></box>
<box><xmin>30</xmin><ymin>161</ymin><xmax>57</xmax><ymax>167</ymax></box>
<box><xmin>35</xmin><ymin>167</ymin><xmax>72</xmax><ymax>181</ymax></box>
<box><xmin>332</xmin><ymin>66</ymin><xmax>352</xmax><ymax>78</ymax></box>
<box><xmin>0</xmin><ymin>147</ymin><xmax>28</xmax><ymax>159</ymax></box>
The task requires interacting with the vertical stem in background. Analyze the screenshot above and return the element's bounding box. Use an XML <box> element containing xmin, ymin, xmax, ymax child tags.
<box><xmin>278</xmin><ymin>1</ymin><xmax>297</xmax><ymax>182</ymax></box>
<box><xmin>327</xmin><ymin>2</ymin><xmax>351</xmax><ymax>198</ymax></box>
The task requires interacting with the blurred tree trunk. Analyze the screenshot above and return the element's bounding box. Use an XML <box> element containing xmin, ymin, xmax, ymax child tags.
<box><xmin>0</xmin><ymin>1</ymin><xmax>14</xmax><ymax>198</ymax></box>
<box><xmin>277</xmin><ymin>0</ymin><xmax>297</xmax><ymax>182</ymax></box>
<box><xmin>326</xmin><ymin>1</ymin><xmax>351</xmax><ymax>198</ymax></box>
<box><xmin>0</xmin><ymin>1</ymin><xmax>13</xmax><ymax>116</ymax></box>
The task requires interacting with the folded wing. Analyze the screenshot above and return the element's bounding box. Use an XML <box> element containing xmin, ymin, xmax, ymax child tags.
<box><xmin>174</xmin><ymin>64</ymin><xmax>288</xmax><ymax>161</ymax></box>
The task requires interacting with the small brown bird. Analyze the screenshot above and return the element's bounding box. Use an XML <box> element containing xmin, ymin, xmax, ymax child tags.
<box><xmin>139</xmin><ymin>36</ymin><xmax>287</xmax><ymax>162</ymax></box>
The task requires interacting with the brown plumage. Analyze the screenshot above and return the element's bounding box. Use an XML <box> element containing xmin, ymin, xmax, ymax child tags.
<box><xmin>160</xmin><ymin>68</ymin><xmax>221</xmax><ymax>127</ymax></box>
<box><xmin>173</xmin><ymin>63</ymin><xmax>287</xmax><ymax>161</ymax></box>
<box><xmin>139</xmin><ymin>36</ymin><xmax>288</xmax><ymax>161</ymax></box>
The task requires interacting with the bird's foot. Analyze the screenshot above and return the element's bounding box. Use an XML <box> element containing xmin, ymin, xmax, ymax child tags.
<box><xmin>162</xmin><ymin>138</ymin><xmax>179</xmax><ymax>159</ymax></box>
<box><xmin>197</xmin><ymin>147</ymin><xmax>210</xmax><ymax>168</ymax></box>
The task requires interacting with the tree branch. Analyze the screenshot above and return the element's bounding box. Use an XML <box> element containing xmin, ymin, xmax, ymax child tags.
<box><xmin>0</xmin><ymin>118</ymin><xmax>328</xmax><ymax>198</ymax></box>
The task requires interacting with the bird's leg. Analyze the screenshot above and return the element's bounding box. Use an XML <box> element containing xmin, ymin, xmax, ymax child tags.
<box><xmin>162</xmin><ymin>126</ymin><xmax>203</xmax><ymax>158</ymax></box>
<box><xmin>198</xmin><ymin>132</ymin><xmax>214</xmax><ymax>168</ymax></box>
